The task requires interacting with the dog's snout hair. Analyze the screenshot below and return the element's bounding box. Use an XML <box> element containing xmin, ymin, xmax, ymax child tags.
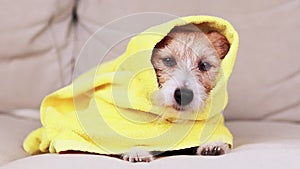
<box><xmin>151</xmin><ymin>24</ymin><xmax>230</xmax><ymax>112</ymax></box>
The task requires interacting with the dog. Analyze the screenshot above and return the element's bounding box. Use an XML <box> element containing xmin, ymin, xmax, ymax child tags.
<box><xmin>122</xmin><ymin>24</ymin><xmax>230</xmax><ymax>162</ymax></box>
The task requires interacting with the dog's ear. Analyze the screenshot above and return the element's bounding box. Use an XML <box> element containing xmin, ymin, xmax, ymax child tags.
<box><xmin>154</xmin><ymin>35</ymin><xmax>173</xmax><ymax>50</ymax></box>
<box><xmin>205</xmin><ymin>31</ymin><xmax>230</xmax><ymax>59</ymax></box>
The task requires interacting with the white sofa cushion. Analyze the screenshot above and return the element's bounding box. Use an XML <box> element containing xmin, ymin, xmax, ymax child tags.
<box><xmin>0</xmin><ymin>115</ymin><xmax>40</xmax><ymax>165</ymax></box>
<box><xmin>3</xmin><ymin>147</ymin><xmax>300</xmax><ymax>169</ymax></box>
<box><xmin>1</xmin><ymin>120</ymin><xmax>300</xmax><ymax>168</ymax></box>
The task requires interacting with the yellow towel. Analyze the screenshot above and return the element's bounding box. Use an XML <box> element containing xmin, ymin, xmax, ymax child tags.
<box><xmin>23</xmin><ymin>15</ymin><xmax>239</xmax><ymax>155</ymax></box>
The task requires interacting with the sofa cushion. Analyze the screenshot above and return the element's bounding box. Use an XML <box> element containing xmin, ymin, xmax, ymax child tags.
<box><xmin>0</xmin><ymin>114</ymin><xmax>41</xmax><ymax>165</ymax></box>
<box><xmin>0</xmin><ymin>0</ymin><xmax>76</xmax><ymax>112</ymax></box>
<box><xmin>2</xmin><ymin>120</ymin><xmax>300</xmax><ymax>168</ymax></box>
<box><xmin>225</xmin><ymin>0</ymin><xmax>300</xmax><ymax>122</ymax></box>
<box><xmin>76</xmin><ymin>0</ymin><xmax>300</xmax><ymax>122</ymax></box>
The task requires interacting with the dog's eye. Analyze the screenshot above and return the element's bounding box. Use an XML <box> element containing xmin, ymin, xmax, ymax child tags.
<box><xmin>198</xmin><ymin>61</ymin><xmax>212</xmax><ymax>71</ymax></box>
<box><xmin>162</xmin><ymin>57</ymin><xmax>176</xmax><ymax>67</ymax></box>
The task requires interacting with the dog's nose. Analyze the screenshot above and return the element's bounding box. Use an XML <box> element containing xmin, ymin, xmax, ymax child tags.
<box><xmin>174</xmin><ymin>88</ymin><xmax>194</xmax><ymax>106</ymax></box>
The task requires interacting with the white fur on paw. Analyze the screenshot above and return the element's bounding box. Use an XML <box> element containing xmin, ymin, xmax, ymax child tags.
<box><xmin>122</xmin><ymin>148</ymin><xmax>153</xmax><ymax>162</ymax></box>
<box><xmin>196</xmin><ymin>141</ymin><xmax>230</xmax><ymax>156</ymax></box>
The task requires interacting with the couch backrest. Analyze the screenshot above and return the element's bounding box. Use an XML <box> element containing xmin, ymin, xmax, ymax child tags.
<box><xmin>1</xmin><ymin>0</ymin><xmax>299</xmax><ymax>122</ymax></box>
<box><xmin>0</xmin><ymin>0</ymin><xmax>75</xmax><ymax>112</ymax></box>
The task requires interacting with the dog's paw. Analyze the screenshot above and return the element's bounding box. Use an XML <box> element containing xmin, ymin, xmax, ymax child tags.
<box><xmin>196</xmin><ymin>142</ymin><xmax>230</xmax><ymax>156</ymax></box>
<box><xmin>122</xmin><ymin>148</ymin><xmax>153</xmax><ymax>163</ymax></box>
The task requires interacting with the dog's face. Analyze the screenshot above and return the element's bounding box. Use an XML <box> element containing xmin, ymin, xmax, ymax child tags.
<box><xmin>151</xmin><ymin>25</ymin><xmax>230</xmax><ymax>112</ymax></box>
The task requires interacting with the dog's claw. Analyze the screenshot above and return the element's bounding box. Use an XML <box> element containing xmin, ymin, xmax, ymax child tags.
<box><xmin>122</xmin><ymin>148</ymin><xmax>153</xmax><ymax>163</ymax></box>
<box><xmin>199</xmin><ymin>145</ymin><xmax>224</xmax><ymax>155</ymax></box>
<box><xmin>196</xmin><ymin>142</ymin><xmax>230</xmax><ymax>156</ymax></box>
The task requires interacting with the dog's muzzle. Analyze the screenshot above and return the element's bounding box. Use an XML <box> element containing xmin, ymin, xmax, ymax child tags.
<box><xmin>174</xmin><ymin>88</ymin><xmax>194</xmax><ymax>106</ymax></box>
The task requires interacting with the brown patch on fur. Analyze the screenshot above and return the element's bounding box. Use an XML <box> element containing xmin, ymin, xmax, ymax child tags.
<box><xmin>154</xmin><ymin>35</ymin><xmax>173</xmax><ymax>49</ymax></box>
<box><xmin>205</xmin><ymin>31</ymin><xmax>230</xmax><ymax>59</ymax></box>
<box><xmin>199</xmin><ymin>72</ymin><xmax>214</xmax><ymax>92</ymax></box>
<box><xmin>151</xmin><ymin>24</ymin><xmax>230</xmax><ymax>94</ymax></box>
<box><xmin>153</xmin><ymin>68</ymin><xmax>167</xmax><ymax>88</ymax></box>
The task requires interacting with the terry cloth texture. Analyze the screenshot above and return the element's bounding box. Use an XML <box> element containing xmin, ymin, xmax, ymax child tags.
<box><xmin>23</xmin><ymin>15</ymin><xmax>239</xmax><ymax>155</ymax></box>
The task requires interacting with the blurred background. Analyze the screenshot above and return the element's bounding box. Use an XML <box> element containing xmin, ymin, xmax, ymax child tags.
<box><xmin>0</xmin><ymin>0</ymin><xmax>299</xmax><ymax>121</ymax></box>
<box><xmin>1</xmin><ymin>0</ymin><xmax>300</xmax><ymax>166</ymax></box>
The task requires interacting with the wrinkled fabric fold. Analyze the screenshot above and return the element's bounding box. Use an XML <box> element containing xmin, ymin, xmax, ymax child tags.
<box><xmin>23</xmin><ymin>15</ymin><xmax>239</xmax><ymax>155</ymax></box>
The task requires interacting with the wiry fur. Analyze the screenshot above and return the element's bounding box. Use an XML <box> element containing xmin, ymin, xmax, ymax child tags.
<box><xmin>151</xmin><ymin>29</ymin><xmax>226</xmax><ymax>112</ymax></box>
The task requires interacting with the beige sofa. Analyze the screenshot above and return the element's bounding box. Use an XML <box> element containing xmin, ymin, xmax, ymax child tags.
<box><xmin>1</xmin><ymin>0</ymin><xmax>300</xmax><ymax>168</ymax></box>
